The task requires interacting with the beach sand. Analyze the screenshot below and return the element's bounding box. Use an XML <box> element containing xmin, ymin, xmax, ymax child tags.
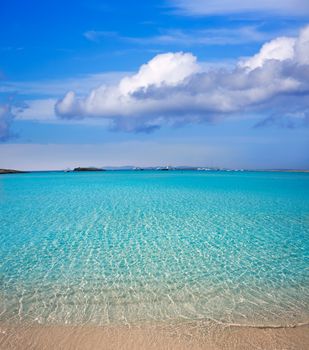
<box><xmin>1</xmin><ymin>322</ymin><xmax>308</xmax><ymax>350</ymax></box>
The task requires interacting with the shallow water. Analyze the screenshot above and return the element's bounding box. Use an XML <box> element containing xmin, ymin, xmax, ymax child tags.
<box><xmin>0</xmin><ymin>171</ymin><xmax>308</xmax><ymax>327</ymax></box>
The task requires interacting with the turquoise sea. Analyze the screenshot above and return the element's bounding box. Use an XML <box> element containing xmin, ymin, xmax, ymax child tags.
<box><xmin>0</xmin><ymin>171</ymin><xmax>308</xmax><ymax>327</ymax></box>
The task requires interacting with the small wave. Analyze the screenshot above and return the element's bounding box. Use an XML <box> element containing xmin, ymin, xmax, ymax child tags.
<box><xmin>211</xmin><ymin>319</ymin><xmax>309</xmax><ymax>329</ymax></box>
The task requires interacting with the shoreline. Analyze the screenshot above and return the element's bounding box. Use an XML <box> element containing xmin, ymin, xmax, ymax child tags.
<box><xmin>1</xmin><ymin>321</ymin><xmax>308</xmax><ymax>350</ymax></box>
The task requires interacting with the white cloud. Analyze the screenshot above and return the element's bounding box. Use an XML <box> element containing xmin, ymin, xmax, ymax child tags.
<box><xmin>239</xmin><ymin>37</ymin><xmax>296</xmax><ymax>70</ymax></box>
<box><xmin>56</xmin><ymin>52</ymin><xmax>201</xmax><ymax>131</ymax></box>
<box><xmin>119</xmin><ymin>52</ymin><xmax>198</xmax><ymax>94</ymax></box>
<box><xmin>169</xmin><ymin>0</ymin><xmax>309</xmax><ymax>16</ymax></box>
<box><xmin>56</xmin><ymin>25</ymin><xmax>309</xmax><ymax>132</ymax></box>
<box><xmin>0</xmin><ymin>73</ymin><xmax>128</xmax><ymax>131</ymax></box>
<box><xmin>239</xmin><ymin>26</ymin><xmax>309</xmax><ymax>71</ymax></box>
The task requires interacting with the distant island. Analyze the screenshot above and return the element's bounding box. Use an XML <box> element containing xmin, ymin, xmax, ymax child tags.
<box><xmin>0</xmin><ymin>169</ymin><xmax>26</xmax><ymax>174</ymax></box>
<box><xmin>73</xmin><ymin>167</ymin><xmax>106</xmax><ymax>172</ymax></box>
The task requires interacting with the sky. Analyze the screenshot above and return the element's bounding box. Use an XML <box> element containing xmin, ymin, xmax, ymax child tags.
<box><xmin>0</xmin><ymin>0</ymin><xmax>309</xmax><ymax>170</ymax></box>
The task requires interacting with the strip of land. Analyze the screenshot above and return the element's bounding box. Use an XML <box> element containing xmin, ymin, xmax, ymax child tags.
<box><xmin>0</xmin><ymin>169</ymin><xmax>26</xmax><ymax>174</ymax></box>
<box><xmin>1</xmin><ymin>167</ymin><xmax>308</xmax><ymax>174</ymax></box>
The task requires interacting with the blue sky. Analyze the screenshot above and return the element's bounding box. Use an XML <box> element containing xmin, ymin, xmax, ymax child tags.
<box><xmin>0</xmin><ymin>0</ymin><xmax>309</xmax><ymax>170</ymax></box>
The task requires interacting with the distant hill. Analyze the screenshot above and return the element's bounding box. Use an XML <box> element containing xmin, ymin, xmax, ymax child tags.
<box><xmin>0</xmin><ymin>169</ymin><xmax>26</xmax><ymax>174</ymax></box>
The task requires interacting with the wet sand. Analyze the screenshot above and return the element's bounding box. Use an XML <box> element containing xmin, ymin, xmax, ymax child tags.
<box><xmin>1</xmin><ymin>322</ymin><xmax>308</xmax><ymax>350</ymax></box>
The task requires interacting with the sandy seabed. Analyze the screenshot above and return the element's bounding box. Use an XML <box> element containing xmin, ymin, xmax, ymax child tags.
<box><xmin>0</xmin><ymin>322</ymin><xmax>308</xmax><ymax>350</ymax></box>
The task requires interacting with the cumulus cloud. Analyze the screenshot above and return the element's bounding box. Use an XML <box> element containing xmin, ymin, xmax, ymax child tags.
<box><xmin>56</xmin><ymin>25</ymin><xmax>309</xmax><ymax>132</ymax></box>
<box><xmin>238</xmin><ymin>37</ymin><xmax>296</xmax><ymax>70</ymax></box>
<box><xmin>119</xmin><ymin>52</ymin><xmax>199</xmax><ymax>94</ymax></box>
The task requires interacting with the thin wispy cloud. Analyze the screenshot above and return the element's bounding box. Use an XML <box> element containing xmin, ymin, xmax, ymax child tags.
<box><xmin>84</xmin><ymin>26</ymin><xmax>283</xmax><ymax>47</ymax></box>
<box><xmin>169</xmin><ymin>0</ymin><xmax>309</xmax><ymax>17</ymax></box>
<box><xmin>83</xmin><ymin>31</ymin><xmax>119</xmax><ymax>42</ymax></box>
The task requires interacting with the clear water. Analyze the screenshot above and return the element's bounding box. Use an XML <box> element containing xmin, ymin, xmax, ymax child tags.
<box><xmin>0</xmin><ymin>171</ymin><xmax>308</xmax><ymax>327</ymax></box>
